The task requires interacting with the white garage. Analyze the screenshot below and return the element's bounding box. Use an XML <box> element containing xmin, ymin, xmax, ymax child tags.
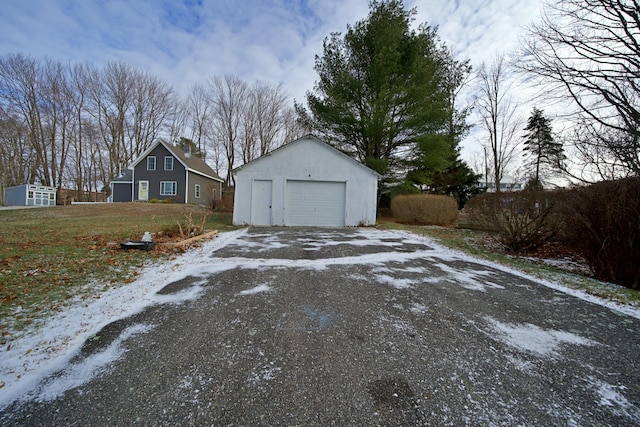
<box><xmin>232</xmin><ymin>135</ymin><xmax>379</xmax><ymax>227</ymax></box>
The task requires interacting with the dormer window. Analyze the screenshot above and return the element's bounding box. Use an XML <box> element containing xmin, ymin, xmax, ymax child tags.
<box><xmin>164</xmin><ymin>156</ymin><xmax>174</xmax><ymax>171</ymax></box>
<box><xmin>147</xmin><ymin>156</ymin><xmax>156</xmax><ymax>171</ymax></box>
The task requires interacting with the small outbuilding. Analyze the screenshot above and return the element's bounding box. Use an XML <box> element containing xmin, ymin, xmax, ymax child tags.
<box><xmin>232</xmin><ymin>135</ymin><xmax>380</xmax><ymax>227</ymax></box>
<box><xmin>3</xmin><ymin>184</ymin><xmax>56</xmax><ymax>207</ymax></box>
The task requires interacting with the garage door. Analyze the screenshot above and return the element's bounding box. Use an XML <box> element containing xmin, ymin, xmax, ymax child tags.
<box><xmin>285</xmin><ymin>180</ymin><xmax>346</xmax><ymax>227</ymax></box>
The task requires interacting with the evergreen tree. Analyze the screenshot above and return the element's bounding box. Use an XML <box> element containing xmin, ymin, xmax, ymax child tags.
<box><xmin>522</xmin><ymin>107</ymin><xmax>564</xmax><ymax>188</ymax></box>
<box><xmin>298</xmin><ymin>0</ymin><xmax>468</xmax><ymax>196</ymax></box>
<box><xmin>407</xmin><ymin>54</ymin><xmax>478</xmax><ymax>208</ymax></box>
<box><xmin>428</xmin><ymin>155</ymin><xmax>483</xmax><ymax>209</ymax></box>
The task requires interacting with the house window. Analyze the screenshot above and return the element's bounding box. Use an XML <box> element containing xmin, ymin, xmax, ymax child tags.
<box><xmin>147</xmin><ymin>156</ymin><xmax>156</xmax><ymax>170</ymax></box>
<box><xmin>164</xmin><ymin>156</ymin><xmax>173</xmax><ymax>171</ymax></box>
<box><xmin>160</xmin><ymin>181</ymin><xmax>177</xmax><ymax>196</ymax></box>
<box><xmin>195</xmin><ymin>184</ymin><xmax>201</xmax><ymax>198</ymax></box>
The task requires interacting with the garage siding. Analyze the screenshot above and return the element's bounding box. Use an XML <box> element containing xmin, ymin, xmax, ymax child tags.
<box><xmin>232</xmin><ymin>136</ymin><xmax>379</xmax><ymax>227</ymax></box>
<box><xmin>285</xmin><ymin>180</ymin><xmax>346</xmax><ymax>227</ymax></box>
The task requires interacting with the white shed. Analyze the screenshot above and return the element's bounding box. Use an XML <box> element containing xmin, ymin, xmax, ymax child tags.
<box><xmin>3</xmin><ymin>184</ymin><xmax>56</xmax><ymax>207</ymax></box>
<box><xmin>232</xmin><ymin>135</ymin><xmax>380</xmax><ymax>227</ymax></box>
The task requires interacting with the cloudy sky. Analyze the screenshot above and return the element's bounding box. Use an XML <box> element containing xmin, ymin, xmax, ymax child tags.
<box><xmin>0</xmin><ymin>0</ymin><xmax>545</xmax><ymax>166</ymax></box>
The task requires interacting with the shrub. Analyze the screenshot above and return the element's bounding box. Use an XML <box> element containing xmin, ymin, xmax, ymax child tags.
<box><xmin>558</xmin><ymin>177</ymin><xmax>640</xmax><ymax>290</ymax></box>
<box><xmin>161</xmin><ymin>210</ymin><xmax>210</xmax><ymax>238</ymax></box>
<box><xmin>391</xmin><ymin>194</ymin><xmax>458</xmax><ymax>226</ymax></box>
<box><xmin>465</xmin><ymin>191</ymin><xmax>560</xmax><ymax>253</ymax></box>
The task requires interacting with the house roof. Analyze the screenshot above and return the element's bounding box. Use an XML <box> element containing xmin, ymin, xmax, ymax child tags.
<box><xmin>232</xmin><ymin>134</ymin><xmax>381</xmax><ymax>178</ymax></box>
<box><xmin>130</xmin><ymin>140</ymin><xmax>224</xmax><ymax>182</ymax></box>
<box><xmin>110</xmin><ymin>168</ymin><xmax>133</xmax><ymax>183</ymax></box>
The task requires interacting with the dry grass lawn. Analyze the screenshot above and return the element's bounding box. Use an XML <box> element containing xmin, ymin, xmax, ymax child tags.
<box><xmin>0</xmin><ymin>203</ymin><xmax>233</xmax><ymax>338</ymax></box>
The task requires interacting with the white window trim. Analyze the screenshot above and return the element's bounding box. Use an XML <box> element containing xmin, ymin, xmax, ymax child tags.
<box><xmin>164</xmin><ymin>156</ymin><xmax>174</xmax><ymax>171</ymax></box>
<box><xmin>195</xmin><ymin>184</ymin><xmax>201</xmax><ymax>198</ymax></box>
<box><xmin>147</xmin><ymin>156</ymin><xmax>156</xmax><ymax>171</ymax></box>
<box><xmin>160</xmin><ymin>181</ymin><xmax>177</xmax><ymax>196</ymax></box>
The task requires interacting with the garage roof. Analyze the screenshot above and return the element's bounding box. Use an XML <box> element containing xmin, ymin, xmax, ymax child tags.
<box><xmin>232</xmin><ymin>135</ymin><xmax>381</xmax><ymax>178</ymax></box>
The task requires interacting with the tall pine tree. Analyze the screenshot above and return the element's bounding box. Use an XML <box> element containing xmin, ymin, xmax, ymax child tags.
<box><xmin>522</xmin><ymin>107</ymin><xmax>564</xmax><ymax>189</ymax></box>
<box><xmin>297</xmin><ymin>1</ymin><xmax>469</xmax><ymax>200</ymax></box>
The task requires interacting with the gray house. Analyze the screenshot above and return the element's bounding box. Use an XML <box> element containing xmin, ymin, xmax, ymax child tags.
<box><xmin>109</xmin><ymin>140</ymin><xmax>224</xmax><ymax>206</ymax></box>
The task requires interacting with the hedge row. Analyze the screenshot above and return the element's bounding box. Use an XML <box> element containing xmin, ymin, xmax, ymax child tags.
<box><xmin>391</xmin><ymin>194</ymin><xmax>458</xmax><ymax>226</ymax></box>
<box><xmin>464</xmin><ymin>177</ymin><xmax>640</xmax><ymax>290</ymax></box>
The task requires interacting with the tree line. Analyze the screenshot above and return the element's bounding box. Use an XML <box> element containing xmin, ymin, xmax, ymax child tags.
<box><xmin>300</xmin><ymin>0</ymin><xmax>638</xmax><ymax>198</ymax></box>
<box><xmin>2</xmin><ymin>0</ymin><xmax>637</xmax><ymax>206</ymax></box>
<box><xmin>474</xmin><ymin>0</ymin><xmax>638</xmax><ymax>189</ymax></box>
<box><xmin>0</xmin><ymin>55</ymin><xmax>305</xmax><ymax>200</ymax></box>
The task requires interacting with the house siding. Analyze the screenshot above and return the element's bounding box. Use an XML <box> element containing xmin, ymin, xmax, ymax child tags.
<box><xmin>108</xmin><ymin>140</ymin><xmax>224</xmax><ymax>204</ymax></box>
<box><xmin>134</xmin><ymin>144</ymin><xmax>186</xmax><ymax>201</ymax></box>
<box><xmin>110</xmin><ymin>182</ymin><xmax>133</xmax><ymax>202</ymax></box>
<box><xmin>187</xmin><ymin>171</ymin><xmax>222</xmax><ymax>205</ymax></box>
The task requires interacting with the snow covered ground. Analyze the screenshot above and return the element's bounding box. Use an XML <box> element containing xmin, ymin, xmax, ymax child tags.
<box><xmin>1</xmin><ymin>227</ymin><xmax>639</xmax><ymax>414</ymax></box>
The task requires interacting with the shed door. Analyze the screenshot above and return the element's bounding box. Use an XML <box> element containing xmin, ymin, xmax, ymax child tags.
<box><xmin>251</xmin><ymin>180</ymin><xmax>272</xmax><ymax>226</ymax></box>
<box><xmin>285</xmin><ymin>180</ymin><xmax>346</xmax><ymax>227</ymax></box>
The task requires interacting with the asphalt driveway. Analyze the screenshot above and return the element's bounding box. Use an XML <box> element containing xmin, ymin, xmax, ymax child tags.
<box><xmin>2</xmin><ymin>227</ymin><xmax>639</xmax><ymax>426</ymax></box>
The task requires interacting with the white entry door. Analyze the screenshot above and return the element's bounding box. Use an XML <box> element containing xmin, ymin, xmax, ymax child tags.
<box><xmin>138</xmin><ymin>181</ymin><xmax>149</xmax><ymax>201</ymax></box>
<box><xmin>251</xmin><ymin>180</ymin><xmax>272</xmax><ymax>226</ymax></box>
<box><xmin>285</xmin><ymin>180</ymin><xmax>346</xmax><ymax>227</ymax></box>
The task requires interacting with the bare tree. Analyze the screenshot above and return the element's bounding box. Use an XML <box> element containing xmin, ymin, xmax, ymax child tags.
<box><xmin>0</xmin><ymin>54</ymin><xmax>185</xmax><ymax>196</ymax></box>
<box><xmin>239</xmin><ymin>81</ymin><xmax>290</xmax><ymax>163</ymax></box>
<box><xmin>561</xmin><ymin>118</ymin><xmax>637</xmax><ymax>182</ymax></box>
<box><xmin>85</xmin><ymin>62</ymin><xmax>175</xmax><ymax>182</ymax></box>
<box><xmin>66</xmin><ymin>62</ymin><xmax>93</xmax><ymax>198</ymax></box>
<box><xmin>86</xmin><ymin>61</ymin><xmax>135</xmax><ymax>180</ymax></box>
<box><xmin>167</xmin><ymin>97</ymin><xmax>188</xmax><ymax>147</ymax></box>
<box><xmin>0</xmin><ymin>53</ymin><xmax>302</xmax><ymax>197</ymax></box>
<box><xmin>280</xmin><ymin>105</ymin><xmax>309</xmax><ymax>143</ymax></box>
<box><xmin>253</xmin><ymin>81</ymin><xmax>290</xmax><ymax>156</ymax></box>
<box><xmin>475</xmin><ymin>55</ymin><xmax>522</xmax><ymax>191</ymax></box>
<box><xmin>185</xmin><ymin>83</ymin><xmax>212</xmax><ymax>156</ymax></box>
<box><xmin>0</xmin><ymin>54</ymin><xmax>47</xmax><ymax>185</ymax></box>
<box><xmin>209</xmin><ymin>74</ymin><xmax>248</xmax><ymax>187</ymax></box>
<box><xmin>240</xmin><ymin>98</ymin><xmax>258</xmax><ymax>164</ymax></box>
<box><xmin>519</xmin><ymin>0</ymin><xmax>640</xmax><ymax>177</ymax></box>
<box><xmin>0</xmin><ymin>113</ymin><xmax>32</xmax><ymax>197</ymax></box>
<box><xmin>0</xmin><ymin>54</ymin><xmax>74</xmax><ymax>188</ymax></box>
<box><xmin>128</xmin><ymin>71</ymin><xmax>175</xmax><ymax>158</ymax></box>
<box><xmin>40</xmin><ymin>58</ymin><xmax>75</xmax><ymax>189</ymax></box>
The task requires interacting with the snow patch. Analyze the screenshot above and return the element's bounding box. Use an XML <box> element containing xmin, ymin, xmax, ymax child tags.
<box><xmin>238</xmin><ymin>284</ymin><xmax>272</xmax><ymax>296</ymax></box>
<box><xmin>410</xmin><ymin>303</ymin><xmax>428</xmax><ymax>315</ymax></box>
<box><xmin>30</xmin><ymin>323</ymin><xmax>154</xmax><ymax>403</ymax></box>
<box><xmin>153</xmin><ymin>281</ymin><xmax>207</xmax><ymax>305</ymax></box>
<box><xmin>0</xmin><ymin>229</ymin><xmax>248</xmax><ymax>411</ymax></box>
<box><xmin>386</xmin><ymin>229</ymin><xmax>640</xmax><ymax>319</ymax></box>
<box><xmin>432</xmin><ymin>261</ymin><xmax>505</xmax><ymax>292</ymax></box>
<box><xmin>486</xmin><ymin>317</ymin><xmax>598</xmax><ymax>358</ymax></box>
<box><xmin>587</xmin><ymin>376</ymin><xmax>640</xmax><ymax>419</ymax></box>
<box><xmin>374</xmin><ymin>273</ymin><xmax>415</xmax><ymax>289</ymax></box>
